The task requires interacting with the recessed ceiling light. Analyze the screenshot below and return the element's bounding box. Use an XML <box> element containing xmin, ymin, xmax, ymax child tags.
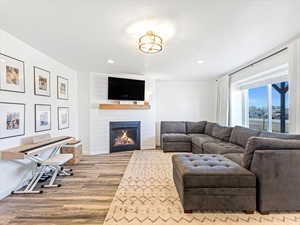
<box><xmin>197</xmin><ymin>60</ymin><xmax>205</xmax><ymax>64</ymax></box>
<box><xmin>107</xmin><ymin>59</ymin><xmax>115</xmax><ymax>64</ymax></box>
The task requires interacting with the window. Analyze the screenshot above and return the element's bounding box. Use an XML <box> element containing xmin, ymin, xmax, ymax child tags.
<box><xmin>247</xmin><ymin>81</ymin><xmax>289</xmax><ymax>133</ymax></box>
<box><xmin>272</xmin><ymin>81</ymin><xmax>289</xmax><ymax>133</ymax></box>
<box><xmin>248</xmin><ymin>86</ymin><xmax>269</xmax><ymax>131</ymax></box>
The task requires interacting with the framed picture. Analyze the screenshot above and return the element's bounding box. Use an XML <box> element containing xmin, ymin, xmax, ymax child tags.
<box><xmin>34</xmin><ymin>66</ymin><xmax>50</xmax><ymax>97</ymax></box>
<box><xmin>58</xmin><ymin>107</ymin><xmax>69</xmax><ymax>130</ymax></box>
<box><xmin>35</xmin><ymin>104</ymin><xmax>51</xmax><ymax>132</ymax></box>
<box><xmin>0</xmin><ymin>53</ymin><xmax>25</xmax><ymax>93</ymax></box>
<box><xmin>0</xmin><ymin>102</ymin><xmax>25</xmax><ymax>139</ymax></box>
<box><xmin>57</xmin><ymin>76</ymin><xmax>69</xmax><ymax>100</ymax></box>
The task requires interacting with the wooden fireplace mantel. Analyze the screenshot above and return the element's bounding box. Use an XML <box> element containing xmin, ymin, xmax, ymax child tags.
<box><xmin>99</xmin><ymin>103</ymin><xmax>151</xmax><ymax>110</ymax></box>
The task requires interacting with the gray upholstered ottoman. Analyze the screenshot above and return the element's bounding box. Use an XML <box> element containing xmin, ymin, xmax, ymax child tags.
<box><xmin>172</xmin><ymin>154</ymin><xmax>256</xmax><ymax>213</ymax></box>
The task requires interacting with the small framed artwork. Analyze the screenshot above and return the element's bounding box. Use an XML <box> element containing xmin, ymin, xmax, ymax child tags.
<box><xmin>35</xmin><ymin>104</ymin><xmax>51</xmax><ymax>132</ymax></box>
<box><xmin>57</xmin><ymin>76</ymin><xmax>69</xmax><ymax>100</ymax></box>
<box><xmin>0</xmin><ymin>102</ymin><xmax>25</xmax><ymax>139</ymax></box>
<box><xmin>34</xmin><ymin>66</ymin><xmax>50</xmax><ymax>97</ymax></box>
<box><xmin>58</xmin><ymin>107</ymin><xmax>69</xmax><ymax>130</ymax></box>
<box><xmin>0</xmin><ymin>53</ymin><xmax>25</xmax><ymax>93</ymax></box>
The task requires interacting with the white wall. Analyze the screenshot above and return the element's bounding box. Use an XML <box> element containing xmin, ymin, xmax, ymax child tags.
<box><xmin>0</xmin><ymin>29</ymin><xmax>78</xmax><ymax>199</ymax></box>
<box><xmin>77</xmin><ymin>72</ymin><xmax>157</xmax><ymax>155</ymax></box>
<box><xmin>156</xmin><ymin>80</ymin><xmax>216</xmax><ymax>145</ymax></box>
<box><xmin>78</xmin><ymin>77</ymin><xmax>217</xmax><ymax>151</ymax></box>
<box><xmin>89</xmin><ymin>73</ymin><xmax>156</xmax><ymax>154</ymax></box>
<box><xmin>77</xmin><ymin>71</ymin><xmax>90</xmax><ymax>154</ymax></box>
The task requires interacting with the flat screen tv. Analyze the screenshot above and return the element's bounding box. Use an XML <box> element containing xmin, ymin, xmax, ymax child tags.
<box><xmin>108</xmin><ymin>77</ymin><xmax>145</xmax><ymax>101</ymax></box>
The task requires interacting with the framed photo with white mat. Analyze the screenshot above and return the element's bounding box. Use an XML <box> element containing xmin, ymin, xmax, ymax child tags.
<box><xmin>57</xmin><ymin>76</ymin><xmax>69</xmax><ymax>100</ymax></box>
<box><xmin>35</xmin><ymin>104</ymin><xmax>51</xmax><ymax>132</ymax></box>
<box><xmin>57</xmin><ymin>107</ymin><xmax>69</xmax><ymax>130</ymax></box>
<box><xmin>0</xmin><ymin>53</ymin><xmax>25</xmax><ymax>93</ymax></box>
<box><xmin>0</xmin><ymin>102</ymin><xmax>25</xmax><ymax>139</ymax></box>
<box><xmin>34</xmin><ymin>66</ymin><xmax>51</xmax><ymax>97</ymax></box>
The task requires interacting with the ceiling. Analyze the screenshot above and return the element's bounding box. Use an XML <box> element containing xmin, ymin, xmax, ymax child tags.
<box><xmin>0</xmin><ymin>0</ymin><xmax>300</xmax><ymax>80</ymax></box>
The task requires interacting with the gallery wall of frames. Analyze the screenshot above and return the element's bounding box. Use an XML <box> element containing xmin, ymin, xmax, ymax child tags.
<box><xmin>0</xmin><ymin>28</ymin><xmax>78</xmax><ymax>200</ymax></box>
<box><xmin>0</xmin><ymin>51</ymin><xmax>72</xmax><ymax>140</ymax></box>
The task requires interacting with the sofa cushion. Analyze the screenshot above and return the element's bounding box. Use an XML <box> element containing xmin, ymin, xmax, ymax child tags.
<box><xmin>172</xmin><ymin>154</ymin><xmax>256</xmax><ymax>188</ymax></box>
<box><xmin>191</xmin><ymin>134</ymin><xmax>222</xmax><ymax>149</ymax></box>
<box><xmin>204</xmin><ymin>122</ymin><xmax>217</xmax><ymax>136</ymax></box>
<box><xmin>188</xmin><ymin>133</ymin><xmax>206</xmax><ymax>137</ymax></box>
<box><xmin>162</xmin><ymin>133</ymin><xmax>191</xmax><ymax>142</ymax></box>
<box><xmin>203</xmin><ymin>142</ymin><xmax>244</xmax><ymax>155</ymax></box>
<box><xmin>259</xmin><ymin>131</ymin><xmax>300</xmax><ymax>140</ymax></box>
<box><xmin>211</xmin><ymin>124</ymin><xmax>233</xmax><ymax>142</ymax></box>
<box><xmin>186</xmin><ymin>121</ymin><xmax>206</xmax><ymax>134</ymax></box>
<box><xmin>163</xmin><ymin>142</ymin><xmax>191</xmax><ymax>152</ymax></box>
<box><xmin>243</xmin><ymin>137</ymin><xmax>300</xmax><ymax>169</ymax></box>
<box><xmin>161</xmin><ymin>121</ymin><xmax>186</xmax><ymax>134</ymax></box>
<box><xmin>223</xmin><ymin>153</ymin><xmax>243</xmax><ymax>166</ymax></box>
<box><xmin>229</xmin><ymin>126</ymin><xmax>260</xmax><ymax>147</ymax></box>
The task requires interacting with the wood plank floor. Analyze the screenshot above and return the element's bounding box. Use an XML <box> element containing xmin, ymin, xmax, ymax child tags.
<box><xmin>0</xmin><ymin>151</ymin><xmax>133</xmax><ymax>225</ymax></box>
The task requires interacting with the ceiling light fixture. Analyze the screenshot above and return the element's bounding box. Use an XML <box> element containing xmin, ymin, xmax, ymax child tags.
<box><xmin>197</xmin><ymin>60</ymin><xmax>205</xmax><ymax>64</ymax></box>
<box><xmin>107</xmin><ymin>59</ymin><xmax>115</xmax><ymax>64</ymax></box>
<box><xmin>138</xmin><ymin>31</ymin><xmax>163</xmax><ymax>54</ymax></box>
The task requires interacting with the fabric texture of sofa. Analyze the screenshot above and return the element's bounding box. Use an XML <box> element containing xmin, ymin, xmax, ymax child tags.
<box><xmin>173</xmin><ymin>154</ymin><xmax>256</xmax><ymax>212</ymax></box>
<box><xmin>161</xmin><ymin>121</ymin><xmax>300</xmax><ymax>213</ymax></box>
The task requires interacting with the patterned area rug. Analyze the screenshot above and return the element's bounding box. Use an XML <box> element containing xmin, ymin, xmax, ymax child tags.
<box><xmin>103</xmin><ymin>150</ymin><xmax>300</xmax><ymax>225</ymax></box>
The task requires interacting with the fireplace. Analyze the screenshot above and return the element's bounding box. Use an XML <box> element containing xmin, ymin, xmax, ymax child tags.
<box><xmin>109</xmin><ymin>121</ymin><xmax>141</xmax><ymax>153</ymax></box>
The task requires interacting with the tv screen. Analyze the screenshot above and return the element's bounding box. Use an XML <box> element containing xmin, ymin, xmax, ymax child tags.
<box><xmin>108</xmin><ymin>77</ymin><xmax>145</xmax><ymax>101</ymax></box>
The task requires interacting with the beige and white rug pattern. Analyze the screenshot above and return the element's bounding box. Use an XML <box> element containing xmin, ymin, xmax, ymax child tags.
<box><xmin>103</xmin><ymin>150</ymin><xmax>300</xmax><ymax>225</ymax></box>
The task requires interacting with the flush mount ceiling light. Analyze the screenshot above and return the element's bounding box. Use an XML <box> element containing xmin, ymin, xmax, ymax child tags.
<box><xmin>107</xmin><ymin>59</ymin><xmax>115</xmax><ymax>64</ymax></box>
<box><xmin>197</xmin><ymin>60</ymin><xmax>205</xmax><ymax>64</ymax></box>
<box><xmin>138</xmin><ymin>31</ymin><xmax>163</xmax><ymax>54</ymax></box>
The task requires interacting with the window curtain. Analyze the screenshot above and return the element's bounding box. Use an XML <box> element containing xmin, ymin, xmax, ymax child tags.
<box><xmin>229</xmin><ymin>49</ymin><xmax>288</xmax><ymax>128</ymax></box>
<box><xmin>216</xmin><ymin>75</ymin><xmax>230</xmax><ymax>126</ymax></box>
<box><xmin>288</xmin><ymin>39</ymin><xmax>300</xmax><ymax>133</ymax></box>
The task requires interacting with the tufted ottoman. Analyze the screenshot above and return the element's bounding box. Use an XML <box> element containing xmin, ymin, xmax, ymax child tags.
<box><xmin>172</xmin><ymin>154</ymin><xmax>256</xmax><ymax>213</ymax></box>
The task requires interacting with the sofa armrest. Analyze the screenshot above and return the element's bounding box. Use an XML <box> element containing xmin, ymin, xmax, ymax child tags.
<box><xmin>250</xmin><ymin>149</ymin><xmax>300</xmax><ymax>212</ymax></box>
<box><xmin>160</xmin><ymin>121</ymin><xmax>186</xmax><ymax>147</ymax></box>
<box><xmin>243</xmin><ymin>137</ymin><xmax>300</xmax><ymax>169</ymax></box>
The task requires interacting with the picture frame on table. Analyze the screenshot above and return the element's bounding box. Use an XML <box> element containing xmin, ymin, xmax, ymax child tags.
<box><xmin>34</xmin><ymin>66</ymin><xmax>51</xmax><ymax>97</ymax></box>
<box><xmin>0</xmin><ymin>102</ymin><xmax>25</xmax><ymax>139</ymax></box>
<box><xmin>0</xmin><ymin>53</ymin><xmax>25</xmax><ymax>93</ymax></box>
<box><xmin>35</xmin><ymin>104</ymin><xmax>51</xmax><ymax>132</ymax></box>
<box><xmin>57</xmin><ymin>76</ymin><xmax>69</xmax><ymax>100</ymax></box>
<box><xmin>57</xmin><ymin>107</ymin><xmax>69</xmax><ymax>130</ymax></box>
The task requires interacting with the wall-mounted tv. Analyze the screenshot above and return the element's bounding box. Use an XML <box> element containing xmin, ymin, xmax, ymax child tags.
<box><xmin>108</xmin><ymin>77</ymin><xmax>145</xmax><ymax>101</ymax></box>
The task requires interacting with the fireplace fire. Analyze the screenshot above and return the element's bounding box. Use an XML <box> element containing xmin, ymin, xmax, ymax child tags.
<box><xmin>110</xmin><ymin>121</ymin><xmax>141</xmax><ymax>153</ymax></box>
<box><xmin>113</xmin><ymin>130</ymin><xmax>135</xmax><ymax>146</ymax></box>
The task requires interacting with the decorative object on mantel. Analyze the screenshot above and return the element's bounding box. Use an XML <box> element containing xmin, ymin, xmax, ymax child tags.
<box><xmin>99</xmin><ymin>102</ymin><xmax>151</xmax><ymax>110</ymax></box>
<box><xmin>138</xmin><ymin>31</ymin><xmax>163</xmax><ymax>54</ymax></box>
<box><xmin>119</xmin><ymin>101</ymin><xmax>135</xmax><ymax>105</ymax></box>
<box><xmin>0</xmin><ymin>52</ymin><xmax>25</xmax><ymax>93</ymax></box>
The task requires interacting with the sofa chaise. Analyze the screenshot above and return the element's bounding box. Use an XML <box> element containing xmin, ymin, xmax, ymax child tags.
<box><xmin>161</xmin><ymin>121</ymin><xmax>300</xmax><ymax>213</ymax></box>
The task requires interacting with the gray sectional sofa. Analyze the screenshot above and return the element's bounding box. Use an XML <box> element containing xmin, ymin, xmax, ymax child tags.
<box><xmin>161</xmin><ymin>121</ymin><xmax>300</xmax><ymax>213</ymax></box>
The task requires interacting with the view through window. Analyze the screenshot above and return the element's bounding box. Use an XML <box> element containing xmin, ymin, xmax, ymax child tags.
<box><xmin>248</xmin><ymin>81</ymin><xmax>289</xmax><ymax>133</ymax></box>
